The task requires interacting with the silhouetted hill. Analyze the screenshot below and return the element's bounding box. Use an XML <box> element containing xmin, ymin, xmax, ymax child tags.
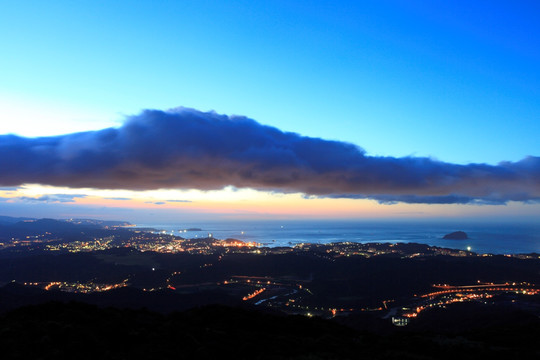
<box><xmin>1</xmin><ymin>249</ymin><xmax>539</xmax><ymax>309</ymax></box>
<box><xmin>0</xmin><ymin>301</ymin><xmax>538</xmax><ymax>359</ymax></box>
<box><xmin>410</xmin><ymin>301</ymin><xmax>540</xmax><ymax>334</ymax></box>
<box><xmin>67</xmin><ymin>218</ymin><xmax>132</xmax><ymax>226</ymax></box>
<box><xmin>0</xmin><ymin>217</ymin><xmax>133</xmax><ymax>242</ymax></box>
<box><xmin>0</xmin><ymin>282</ymin><xmax>241</xmax><ymax>314</ymax></box>
<box><xmin>0</xmin><ymin>215</ymin><xmax>35</xmax><ymax>225</ymax></box>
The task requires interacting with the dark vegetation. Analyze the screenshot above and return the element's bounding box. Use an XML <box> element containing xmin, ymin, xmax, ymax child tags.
<box><xmin>0</xmin><ymin>301</ymin><xmax>538</xmax><ymax>359</ymax></box>
<box><xmin>0</xmin><ymin>282</ymin><xmax>240</xmax><ymax>314</ymax></box>
<box><xmin>1</xmin><ymin>248</ymin><xmax>539</xmax><ymax>309</ymax></box>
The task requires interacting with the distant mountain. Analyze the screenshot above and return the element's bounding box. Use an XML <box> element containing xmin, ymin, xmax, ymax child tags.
<box><xmin>0</xmin><ymin>217</ymin><xmax>133</xmax><ymax>243</ymax></box>
<box><xmin>0</xmin><ymin>215</ymin><xmax>36</xmax><ymax>226</ymax></box>
<box><xmin>0</xmin><ymin>216</ymin><xmax>132</xmax><ymax>228</ymax></box>
<box><xmin>13</xmin><ymin>217</ymin><xmax>96</xmax><ymax>232</ymax></box>
<box><xmin>66</xmin><ymin>219</ymin><xmax>133</xmax><ymax>227</ymax></box>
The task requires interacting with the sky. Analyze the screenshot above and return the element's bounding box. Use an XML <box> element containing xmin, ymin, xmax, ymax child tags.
<box><xmin>0</xmin><ymin>0</ymin><xmax>539</xmax><ymax>223</ymax></box>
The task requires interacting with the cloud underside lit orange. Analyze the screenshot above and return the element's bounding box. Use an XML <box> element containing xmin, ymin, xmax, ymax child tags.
<box><xmin>1</xmin><ymin>184</ymin><xmax>538</xmax><ymax>221</ymax></box>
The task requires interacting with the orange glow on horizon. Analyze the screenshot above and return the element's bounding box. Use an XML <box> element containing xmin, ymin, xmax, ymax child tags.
<box><xmin>2</xmin><ymin>184</ymin><xmax>540</xmax><ymax>220</ymax></box>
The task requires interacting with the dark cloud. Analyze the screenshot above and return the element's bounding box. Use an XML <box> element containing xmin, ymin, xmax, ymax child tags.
<box><xmin>145</xmin><ymin>201</ymin><xmax>166</xmax><ymax>205</ymax></box>
<box><xmin>104</xmin><ymin>197</ymin><xmax>132</xmax><ymax>201</ymax></box>
<box><xmin>370</xmin><ymin>195</ymin><xmax>507</xmax><ymax>205</ymax></box>
<box><xmin>167</xmin><ymin>199</ymin><xmax>192</xmax><ymax>203</ymax></box>
<box><xmin>0</xmin><ymin>107</ymin><xmax>539</xmax><ymax>205</ymax></box>
<box><xmin>14</xmin><ymin>194</ymin><xmax>87</xmax><ymax>203</ymax></box>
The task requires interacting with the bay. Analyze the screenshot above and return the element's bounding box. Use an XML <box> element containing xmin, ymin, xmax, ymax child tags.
<box><xmin>135</xmin><ymin>220</ymin><xmax>540</xmax><ymax>255</ymax></box>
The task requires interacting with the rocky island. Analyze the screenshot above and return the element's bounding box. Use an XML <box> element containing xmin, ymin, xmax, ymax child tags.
<box><xmin>443</xmin><ymin>231</ymin><xmax>468</xmax><ymax>240</ymax></box>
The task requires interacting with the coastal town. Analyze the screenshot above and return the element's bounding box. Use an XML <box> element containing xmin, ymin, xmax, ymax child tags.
<box><xmin>1</xmin><ymin>218</ymin><xmax>538</xmax><ymax>326</ymax></box>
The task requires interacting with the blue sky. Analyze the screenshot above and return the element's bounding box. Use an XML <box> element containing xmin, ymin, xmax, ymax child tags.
<box><xmin>1</xmin><ymin>1</ymin><xmax>539</xmax><ymax>222</ymax></box>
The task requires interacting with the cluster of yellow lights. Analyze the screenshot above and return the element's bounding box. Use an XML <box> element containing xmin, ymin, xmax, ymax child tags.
<box><xmin>44</xmin><ymin>280</ymin><xmax>127</xmax><ymax>293</ymax></box>
<box><xmin>242</xmin><ymin>288</ymin><xmax>266</xmax><ymax>301</ymax></box>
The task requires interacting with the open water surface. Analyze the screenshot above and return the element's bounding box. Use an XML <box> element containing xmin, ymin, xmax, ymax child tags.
<box><xmin>136</xmin><ymin>220</ymin><xmax>540</xmax><ymax>255</ymax></box>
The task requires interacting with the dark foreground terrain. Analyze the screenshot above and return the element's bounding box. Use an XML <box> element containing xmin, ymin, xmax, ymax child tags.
<box><xmin>1</xmin><ymin>217</ymin><xmax>539</xmax><ymax>358</ymax></box>
<box><xmin>1</xmin><ymin>300</ymin><xmax>538</xmax><ymax>360</ymax></box>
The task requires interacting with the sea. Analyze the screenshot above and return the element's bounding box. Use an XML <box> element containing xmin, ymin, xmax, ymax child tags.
<box><xmin>135</xmin><ymin>220</ymin><xmax>540</xmax><ymax>255</ymax></box>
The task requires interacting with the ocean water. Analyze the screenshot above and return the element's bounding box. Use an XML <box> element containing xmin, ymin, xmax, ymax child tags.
<box><xmin>136</xmin><ymin>220</ymin><xmax>540</xmax><ymax>255</ymax></box>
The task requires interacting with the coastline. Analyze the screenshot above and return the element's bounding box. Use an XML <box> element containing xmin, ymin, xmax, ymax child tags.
<box><xmin>134</xmin><ymin>220</ymin><xmax>540</xmax><ymax>256</ymax></box>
